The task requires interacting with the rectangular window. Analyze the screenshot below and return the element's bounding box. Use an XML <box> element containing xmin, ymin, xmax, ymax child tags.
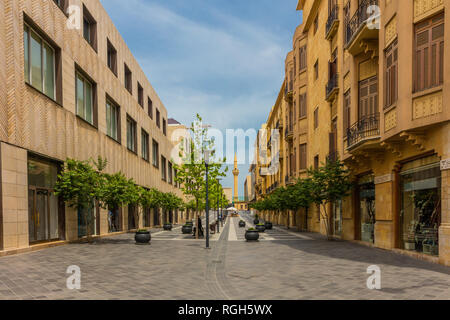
<box><xmin>137</xmin><ymin>82</ymin><xmax>144</xmax><ymax>107</ymax></box>
<box><xmin>358</xmin><ymin>75</ymin><xmax>378</xmax><ymax>119</ymax></box>
<box><xmin>299</xmin><ymin>144</ymin><xmax>307</xmax><ymax>170</ymax></box>
<box><xmin>414</xmin><ymin>13</ymin><xmax>444</xmax><ymax>92</ymax></box>
<box><xmin>168</xmin><ymin>162</ymin><xmax>173</xmax><ymax>184</ymax></box>
<box><xmin>314</xmin><ymin>155</ymin><xmax>319</xmax><ymax>170</ymax></box>
<box><xmin>314</xmin><ymin>15</ymin><xmax>319</xmax><ymax>35</ymax></box>
<box><xmin>141</xmin><ymin>129</ymin><xmax>149</xmax><ymax>161</ymax></box>
<box><xmin>314</xmin><ymin>107</ymin><xmax>319</xmax><ymax>129</ymax></box>
<box><xmin>107</xmin><ymin>39</ymin><xmax>117</xmax><ymax>76</ymax></box>
<box><xmin>299</xmin><ymin>45</ymin><xmax>307</xmax><ymax>71</ymax></box>
<box><xmin>76</xmin><ymin>70</ymin><xmax>95</xmax><ymax>125</ymax></box>
<box><xmin>124</xmin><ymin>64</ymin><xmax>132</xmax><ymax>94</ymax></box>
<box><xmin>161</xmin><ymin>156</ymin><xmax>167</xmax><ymax>181</ymax></box>
<box><xmin>314</xmin><ymin>60</ymin><xmax>319</xmax><ymax>80</ymax></box>
<box><xmin>106</xmin><ymin>98</ymin><xmax>120</xmax><ymax>142</ymax></box>
<box><xmin>344</xmin><ymin>90</ymin><xmax>351</xmax><ymax>133</ymax></box>
<box><xmin>152</xmin><ymin>139</ymin><xmax>159</xmax><ymax>168</ymax></box>
<box><xmin>24</xmin><ymin>24</ymin><xmax>56</xmax><ymax>100</ymax></box>
<box><xmin>126</xmin><ymin>116</ymin><xmax>137</xmax><ymax>153</ymax></box>
<box><xmin>156</xmin><ymin>109</ymin><xmax>161</xmax><ymax>128</ymax></box>
<box><xmin>83</xmin><ymin>5</ymin><xmax>97</xmax><ymax>51</ymax></box>
<box><xmin>385</xmin><ymin>39</ymin><xmax>398</xmax><ymax>108</ymax></box>
<box><xmin>299</xmin><ymin>93</ymin><xmax>307</xmax><ymax>118</ymax></box>
<box><xmin>148</xmin><ymin>97</ymin><xmax>153</xmax><ymax>119</ymax></box>
<box><xmin>163</xmin><ymin>119</ymin><xmax>167</xmax><ymax>136</ymax></box>
<box><xmin>53</xmin><ymin>0</ymin><xmax>67</xmax><ymax>11</ymax></box>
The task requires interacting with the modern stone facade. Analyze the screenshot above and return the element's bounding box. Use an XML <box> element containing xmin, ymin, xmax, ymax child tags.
<box><xmin>254</xmin><ymin>0</ymin><xmax>450</xmax><ymax>266</ymax></box>
<box><xmin>0</xmin><ymin>0</ymin><xmax>184</xmax><ymax>254</ymax></box>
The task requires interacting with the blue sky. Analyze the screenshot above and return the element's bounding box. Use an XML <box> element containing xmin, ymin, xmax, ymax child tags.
<box><xmin>100</xmin><ymin>0</ymin><xmax>302</xmax><ymax>196</ymax></box>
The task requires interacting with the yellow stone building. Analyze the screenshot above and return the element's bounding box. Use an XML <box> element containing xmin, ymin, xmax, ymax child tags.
<box><xmin>254</xmin><ymin>0</ymin><xmax>450</xmax><ymax>266</ymax></box>
<box><xmin>0</xmin><ymin>0</ymin><xmax>184</xmax><ymax>255</ymax></box>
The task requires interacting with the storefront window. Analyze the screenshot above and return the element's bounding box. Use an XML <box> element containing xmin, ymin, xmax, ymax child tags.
<box><xmin>332</xmin><ymin>200</ymin><xmax>343</xmax><ymax>237</ymax></box>
<box><xmin>28</xmin><ymin>158</ymin><xmax>58</xmax><ymax>189</ymax></box>
<box><xmin>401</xmin><ymin>158</ymin><xmax>441</xmax><ymax>256</ymax></box>
<box><xmin>78</xmin><ymin>204</ymin><xmax>97</xmax><ymax>238</ymax></box>
<box><xmin>359</xmin><ymin>174</ymin><xmax>375</xmax><ymax>243</ymax></box>
<box><xmin>108</xmin><ymin>208</ymin><xmax>121</xmax><ymax>233</ymax></box>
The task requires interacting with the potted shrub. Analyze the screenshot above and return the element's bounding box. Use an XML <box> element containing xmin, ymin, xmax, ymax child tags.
<box><xmin>256</xmin><ymin>223</ymin><xmax>266</xmax><ymax>233</ymax></box>
<box><xmin>245</xmin><ymin>228</ymin><xmax>260</xmax><ymax>241</ymax></box>
<box><xmin>239</xmin><ymin>220</ymin><xmax>246</xmax><ymax>228</ymax></box>
<box><xmin>265</xmin><ymin>221</ymin><xmax>273</xmax><ymax>230</ymax></box>
<box><xmin>253</xmin><ymin>214</ymin><xmax>260</xmax><ymax>225</ymax></box>
<box><xmin>135</xmin><ymin>229</ymin><xmax>151</xmax><ymax>244</ymax></box>
<box><xmin>182</xmin><ymin>224</ymin><xmax>193</xmax><ymax>234</ymax></box>
<box><xmin>163</xmin><ymin>222</ymin><xmax>173</xmax><ymax>231</ymax></box>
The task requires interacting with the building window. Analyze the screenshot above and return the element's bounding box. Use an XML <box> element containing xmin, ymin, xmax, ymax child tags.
<box><xmin>152</xmin><ymin>139</ymin><xmax>159</xmax><ymax>168</ymax></box>
<box><xmin>299</xmin><ymin>143</ymin><xmax>307</xmax><ymax>170</ymax></box>
<box><xmin>83</xmin><ymin>5</ymin><xmax>97</xmax><ymax>51</ymax></box>
<box><xmin>148</xmin><ymin>97</ymin><xmax>153</xmax><ymax>119</ymax></box>
<box><xmin>137</xmin><ymin>82</ymin><xmax>144</xmax><ymax>108</ymax></box>
<box><xmin>314</xmin><ymin>60</ymin><xmax>319</xmax><ymax>80</ymax></box>
<box><xmin>53</xmin><ymin>0</ymin><xmax>68</xmax><ymax>12</ymax></box>
<box><xmin>156</xmin><ymin>109</ymin><xmax>161</xmax><ymax>128</ymax></box>
<box><xmin>161</xmin><ymin>156</ymin><xmax>167</xmax><ymax>181</ymax></box>
<box><xmin>314</xmin><ymin>155</ymin><xmax>319</xmax><ymax>170</ymax></box>
<box><xmin>126</xmin><ymin>116</ymin><xmax>137</xmax><ymax>153</ymax></box>
<box><xmin>414</xmin><ymin>13</ymin><xmax>444</xmax><ymax>93</ymax></box>
<box><xmin>168</xmin><ymin>162</ymin><xmax>173</xmax><ymax>184</ymax></box>
<box><xmin>314</xmin><ymin>15</ymin><xmax>319</xmax><ymax>35</ymax></box>
<box><xmin>124</xmin><ymin>64</ymin><xmax>132</xmax><ymax>94</ymax></box>
<box><xmin>163</xmin><ymin>119</ymin><xmax>167</xmax><ymax>136</ymax></box>
<box><xmin>385</xmin><ymin>39</ymin><xmax>398</xmax><ymax>108</ymax></box>
<box><xmin>106</xmin><ymin>98</ymin><xmax>120</xmax><ymax>142</ymax></box>
<box><xmin>299</xmin><ymin>93</ymin><xmax>307</xmax><ymax>118</ymax></box>
<box><xmin>107</xmin><ymin>39</ymin><xmax>117</xmax><ymax>76</ymax></box>
<box><xmin>24</xmin><ymin>24</ymin><xmax>56</xmax><ymax>100</ymax></box>
<box><xmin>344</xmin><ymin>90</ymin><xmax>351</xmax><ymax>133</ymax></box>
<box><xmin>314</xmin><ymin>107</ymin><xmax>319</xmax><ymax>129</ymax></box>
<box><xmin>358</xmin><ymin>75</ymin><xmax>378</xmax><ymax>119</ymax></box>
<box><xmin>299</xmin><ymin>45</ymin><xmax>307</xmax><ymax>72</ymax></box>
<box><xmin>76</xmin><ymin>69</ymin><xmax>96</xmax><ymax>125</ymax></box>
<box><xmin>141</xmin><ymin>129</ymin><xmax>149</xmax><ymax>161</ymax></box>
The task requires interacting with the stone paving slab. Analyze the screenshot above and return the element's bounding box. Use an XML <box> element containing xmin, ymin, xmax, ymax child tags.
<box><xmin>0</xmin><ymin>214</ymin><xmax>448</xmax><ymax>300</ymax></box>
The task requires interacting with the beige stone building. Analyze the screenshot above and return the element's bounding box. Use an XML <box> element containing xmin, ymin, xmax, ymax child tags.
<box><xmin>0</xmin><ymin>0</ymin><xmax>184</xmax><ymax>255</ymax></box>
<box><xmin>254</xmin><ymin>0</ymin><xmax>450</xmax><ymax>266</ymax></box>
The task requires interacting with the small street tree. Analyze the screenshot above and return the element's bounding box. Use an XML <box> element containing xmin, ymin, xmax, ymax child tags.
<box><xmin>54</xmin><ymin>157</ymin><xmax>107</xmax><ymax>241</ymax></box>
<box><xmin>307</xmin><ymin>159</ymin><xmax>352</xmax><ymax>240</ymax></box>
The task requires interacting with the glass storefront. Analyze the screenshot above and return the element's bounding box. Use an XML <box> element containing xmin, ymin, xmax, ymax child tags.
<box><xmin>78</xmin><ymin>204</ymin><xmax>97</xmax><ymax>238</ymax></box>
<box><xmin>332</xmin><ymin>200</ymin><xmax>343</xmax><ymax>237</ymax></box>
<box><xmin>359</xmin><ymin>174</ymin><xmax>375</xmax><ymax>243</ymax></box>
<box><xmin>400</xmin><ymin>157</ymin><xmax>441</xmax><ymax>256</ymax></box>
<box><xmin>28</xmin><ymin>157</ymin><xmax>61</xmax><ymax>243</ymax></box>
<box><xmin>128</xmin><ymin>205</ymin><xmax>136</xmax><ymax>230</ymax></box>
<box><xmin>108</xmin><ymin>208</ymin><xmax>121</xmax><ymax>232</ymax></box>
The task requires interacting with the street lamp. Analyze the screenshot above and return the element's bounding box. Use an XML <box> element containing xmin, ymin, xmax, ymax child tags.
<box><xmin>204</xmin><ymin>149</ymin><xmax>210</xmax><ymax>249</ymax></box>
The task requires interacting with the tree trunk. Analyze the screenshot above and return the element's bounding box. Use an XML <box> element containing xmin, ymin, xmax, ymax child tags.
<box><xmin>195</xmin><ymin>199</ymin><xmax>199</xmax><ymax>239</ymax></box>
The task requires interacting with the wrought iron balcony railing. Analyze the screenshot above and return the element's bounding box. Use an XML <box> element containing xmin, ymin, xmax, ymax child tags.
<box><xmin>345</xmin><ymin>0</ymin><xmax>378</xmax><ymax>45</ymax></box>
<box><xmin>346</xmin><ymin>113</ymin><xmax>380</xmax><ymax>149</ymax></box>
<box><xmin>326</xmin><ymin>73</ymin><xmax>339</xmax><ymax>100</ymax></box>
<box><xmin>326</xmin><ymin>5</ymin><xmax>339</xmax><ymax>38</ymax></box>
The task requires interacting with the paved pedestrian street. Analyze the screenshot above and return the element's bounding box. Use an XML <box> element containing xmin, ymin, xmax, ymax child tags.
<box><xmin>0</xmin><ymin>214</ymin><xmax>449</xmax><ymax>300</ymax></box>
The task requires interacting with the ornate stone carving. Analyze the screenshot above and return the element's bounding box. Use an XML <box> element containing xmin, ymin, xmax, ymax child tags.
<box><xmin>414</xmin><ymin>0</ymin><xmax>444</xmax><ymax>22</ymax></box>
<box><xmin>384</xmin><ymin>108</ymin><xmax>397</xmax><ymax>132</ymax></box>
<box><xmin>385</xmin><ymin>17</ymin><xmax>397</xmax><ymax>48</ymax></box>
<box><xmin>413</xmin><ymin>91</ymin><xmax>443</xmax><ymax>119</ymax></box>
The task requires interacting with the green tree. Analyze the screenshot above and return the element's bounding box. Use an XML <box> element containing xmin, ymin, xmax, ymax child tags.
<box><xmin>307</xmin><ymin>159</ymin><xmax>352</xmax><ymax>240</ymax></box>
<box><xmin>54</xmin><ymin>157</ymin><xmax>107</xmax><ymax>241</ymax></box>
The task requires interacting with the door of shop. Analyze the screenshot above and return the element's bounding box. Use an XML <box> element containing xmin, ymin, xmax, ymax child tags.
<box><xmin>357</xmin><ymin>174</ymin><xmax>376</xmax><ymax>243</ymax></box>
<box><xmin>28</xmin><ymin>187</ymin><xmax>59</xmax><ymax>243</ymax></box>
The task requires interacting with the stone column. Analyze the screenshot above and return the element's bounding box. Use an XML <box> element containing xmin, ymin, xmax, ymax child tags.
<box><xmin>439</xmin><ymin>125</ymin><xmax>450</xmax><ymax>265</ymax></box>
<box><xmin>0</xmin><ymin>143</ymin><xmax>29</xmax><ymax>251</ymax></box>
<box><xmin>374</xmin><ymin>173</ymin><xmax>396</xmax><ymax>250</ymax></box>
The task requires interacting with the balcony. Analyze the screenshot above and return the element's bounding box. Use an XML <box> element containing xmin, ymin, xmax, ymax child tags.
<box><xmin>345</xmin><ymin>0</ymin><xmax>379</xmax><ymax>56</ymax></box>
<box><xmin>326</xmin><ymin>5</ymin><xmax>339</xmax><ymax>40</ymax></box>
<box><xmin>326</xmin><ymin>73</ymin><xmax>339</xmax><ymax>102</ymax></box>
<box><xmin>346</xmin><ymin>113</ymin><xmax>380</xmax><ymax>150</ymax></box>
<box><xmin>285</xmin><ymin>127</ymin><xmax>293</xmax><ymax>141</ymax></box>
